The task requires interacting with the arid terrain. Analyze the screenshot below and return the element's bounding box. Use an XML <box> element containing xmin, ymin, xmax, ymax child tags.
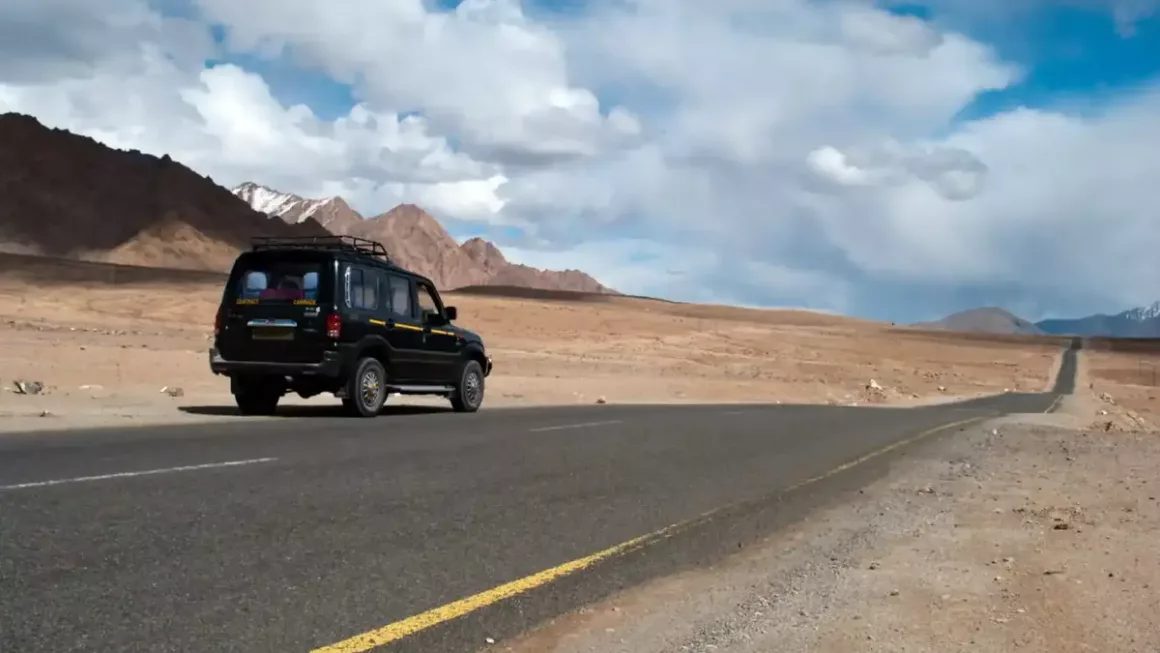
<box><xmin>0</xmin><ymin>258</ymin><xmax>1063</xmax><ymax>432</ymax></box>
<box><xmin>488</xmin><ymin>350</ymin><xmax>1160</xmax><ymax>653</ymax></box>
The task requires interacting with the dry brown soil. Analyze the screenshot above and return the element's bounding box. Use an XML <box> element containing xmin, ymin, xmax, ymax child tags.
<box><xmin>488</xmin><ymin>352</ymin><xmax>1160</xmax><ymax>653</ymax></box>
<box><xmin>1</xmin><ymin>271</ymin><xmax>1060</xmax><ymax>431</ymax></box>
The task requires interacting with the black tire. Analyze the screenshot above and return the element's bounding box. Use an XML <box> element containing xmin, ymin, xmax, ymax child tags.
<box><xmin>450</xmin><ymin>360</ymin><xmax>485</xmax><ymax>413</ymax></box>
<box><xmin>234</xmin><ymin>388</ymin><xmax>280</xmax><ymax>416</ymax></box>
<box><xmin>344</xmin><ymin>357</ymin><xmax>387</xmax><ymax>417</ymax></box>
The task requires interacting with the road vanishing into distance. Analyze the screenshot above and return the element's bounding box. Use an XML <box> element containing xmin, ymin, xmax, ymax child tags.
<box><xmin>0</xmin><ymin>341</ymin><xmax>1079</xmax><ymax>653</ymax></box>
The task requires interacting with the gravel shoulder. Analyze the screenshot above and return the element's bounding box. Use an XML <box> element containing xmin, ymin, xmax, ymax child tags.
<box><xmin>489</xmin><ymin>354</ymin><xmax>1160</xmax><ymax>653</ymax></box>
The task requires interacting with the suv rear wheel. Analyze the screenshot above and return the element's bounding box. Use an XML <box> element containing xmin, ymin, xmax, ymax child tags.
<box><xmin>344</xmin><ymin>357</ymin><xmax>387</xmax><ymax>417</ymax></box>
<box><xmin>234</xmin><ymin>382</ymin><xmax>281</xmax><ymax>416</ymax></box>
<box><xmin>450</xmin><ymin>360</ymin><xmax>485</xmax><ymax>413</ymax></box>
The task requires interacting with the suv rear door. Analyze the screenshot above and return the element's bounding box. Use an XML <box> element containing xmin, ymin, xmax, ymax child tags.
<box><xmin>377</xmin><ymin>271</ymin><xmax>430</xmax><ymax>382</ymax></box>
<box><xmin>218</xmin><ymin>251</ymin><xmax>334</xmax><ymax>363</ymax></box>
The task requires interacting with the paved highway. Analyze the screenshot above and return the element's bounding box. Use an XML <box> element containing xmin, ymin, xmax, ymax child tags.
<box><xmin>0</xmin><ymin>341</ymin><xmax>1078</xmax><ymax>652</ymax></box>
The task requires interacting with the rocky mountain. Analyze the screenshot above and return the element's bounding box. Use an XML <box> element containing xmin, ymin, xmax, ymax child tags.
<box><xmin>232</xmin><ymin>182</ymin><xmax>361</xmax><ymax>234</ymax></box>
<box><xmin>1036</xmin><ymin>301</ymin><xmax>1160</xmax><ymax>337</ymax></box>
<box><xmin>234</xmin><ymin>183</ymin><xmax>616</xmax><ymax>293</ymax></box>
<box><xmin>0</xmin><ymin>113</ymin><xmax>329</xmax><ymax>271</ymax></box>
<box><xmin>913</xmin><ymin>307</ymin><xmax>1046</xmax><ymax>335</ymax></box>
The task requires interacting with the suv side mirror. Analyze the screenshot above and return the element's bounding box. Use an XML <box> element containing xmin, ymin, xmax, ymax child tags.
<box><xmin>444</xmin><ymin>306</ymin><xmax>457</xmax><ymax>321</ymax></box>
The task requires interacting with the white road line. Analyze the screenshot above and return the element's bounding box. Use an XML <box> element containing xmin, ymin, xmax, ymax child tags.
<box><xmin>528</xmin><ymin>420</ymin><xmax>624</xmax><ymax>433</ymax></box>
<box><xmin>0</xmin><ymin>457</ymin><xmax>278</xmax><ymax>491</ymax></box>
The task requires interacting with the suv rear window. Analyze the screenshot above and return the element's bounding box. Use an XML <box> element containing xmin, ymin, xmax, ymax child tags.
<box><xmin>234</xmin><ymin>261</ymin><xmax>326</xmax><ymax>303</ymax></box>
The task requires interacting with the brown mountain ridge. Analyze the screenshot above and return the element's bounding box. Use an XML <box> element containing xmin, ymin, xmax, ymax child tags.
<box><xmin>0</xmin><ymin>111</ymin><xmax>614</xmax><ymax>293</ymax></box>
<box><xmin>232</xmin><ymin>182</ymin><xmax>615</xmax><ymax>293</ymax></box>
<box><xmin>0</xmin><ymin>113</ymin><xmax>329</xmax><ymax>271</ymax></box>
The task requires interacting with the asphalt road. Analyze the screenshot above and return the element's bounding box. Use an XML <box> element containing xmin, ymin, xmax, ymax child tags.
<box><xmin>0</xmin><ymin>340</ymin><xmax>1078</xmax><ymax>653</ymax></box>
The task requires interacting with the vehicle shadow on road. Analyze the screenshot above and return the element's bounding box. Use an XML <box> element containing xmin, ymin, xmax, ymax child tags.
<box><xmin>177</xmin><ymin>404</ymin><xmax>451</xmax><ymax>418</ymax></box>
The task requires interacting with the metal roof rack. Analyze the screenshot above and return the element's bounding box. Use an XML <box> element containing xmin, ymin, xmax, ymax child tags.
<box><xmin>250</xmin><ymin>235</ymin><xmax>392</xmax><ymax>262</ymax></box>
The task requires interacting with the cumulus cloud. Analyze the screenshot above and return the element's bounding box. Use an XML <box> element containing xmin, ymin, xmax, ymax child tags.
<box><xmin>2</xmin><ymin>0</ymin><xmax>1160</xmax><ymax>320</ymax></box>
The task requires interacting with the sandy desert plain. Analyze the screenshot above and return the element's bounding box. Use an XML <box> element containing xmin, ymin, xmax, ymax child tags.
<box><xmin>0</xmin><ymin>254</ymin><xmax>1079</xmax><ymax>432</ymax></box>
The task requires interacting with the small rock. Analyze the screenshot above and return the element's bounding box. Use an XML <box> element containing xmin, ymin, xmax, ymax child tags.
<box><xmin>867</xmin><ymin>379</ymin><xmax>882</xmax><ymax>390</ymax></box>
<box><xmin>160</xmin><ymin>386</ymin><xmax>184</xmax><ymax>398</ymax></box>
<box><xmin>12</xmin><ymin>380</ymin><xmax>45</xmax><ymax>396</ymax></box>
<box><xmin>1053</xmin><ymin>522</ymin><xmax>1070</xmax><ymax>531</ymax></box>
<box><xmin>868</xmin><ymin>562</ymin><xmax>880</xmax><ymax>570</ymax></box>
<box><xmin>595</xmin><ymin>396</ymin><xmax>606</xmax><ymax>404</ymax></box>
<box><xmin>889</xmin><ymin>589</ymin><xmax>899</xmax><ymax>596</ymax></box>
<box><xmin>485</xmin><ymin>636</ymin><xmax>495</xmax><ymax>645</ymax></box>
<box><xmin>937</xmin><ymin>385</ymin><xmax>947</xmax><ymax>392</ymax></box>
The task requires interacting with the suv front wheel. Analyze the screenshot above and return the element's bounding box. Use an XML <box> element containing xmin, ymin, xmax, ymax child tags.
<box><xmin>451</xmin><ymin>359</ymin><xmax>485</xmax><ymax>413</ymax></box>
<box><xmin>344</xmin><ymin>357</ymin><xmax>387</xmax><ymax>417</ymax></box>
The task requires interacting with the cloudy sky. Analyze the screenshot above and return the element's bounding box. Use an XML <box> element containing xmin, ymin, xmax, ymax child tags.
<box><xmin>3</xmin><ymin>0</ymin><xmax>1159</xmax><ymax>322</ymax></box>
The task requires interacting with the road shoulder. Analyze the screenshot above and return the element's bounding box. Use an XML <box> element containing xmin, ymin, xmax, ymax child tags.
<box><xmin>490</xmin><ymin>367</ymin><xmax>1160</xmax><ymax>653</ymax></box>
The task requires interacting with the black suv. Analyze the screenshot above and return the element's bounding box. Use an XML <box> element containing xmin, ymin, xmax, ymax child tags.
<box><xmin>208</xmin><ymin>236</ymin><xmax>492</xmax><ymax>417</ymax></box>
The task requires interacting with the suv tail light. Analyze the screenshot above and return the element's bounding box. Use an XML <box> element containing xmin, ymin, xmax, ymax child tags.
<box><xmin>326</xmin><ymin>312</ymin><xmax>342</xmax><ymax>339</ymax></box>
<box><xmin>214</xmin><ymin>310</ymin><xmax>223</xmax><ymax>336</ymax></box>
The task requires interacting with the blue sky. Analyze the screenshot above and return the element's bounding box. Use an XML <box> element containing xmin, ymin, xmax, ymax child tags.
<box><xmin>204</xmin><ymin>0</ymin><xmax>1160</xmax><ymax>151</ymax></box>
<box><xmin>10</xmin><ymin>0</ymin><xmax>1160</xmax><ymax>321</ymax></box>
<box><xmin>192</xmin><ymin>0</ymin><xmax>1160</xmax><ymax>319</ymax></box>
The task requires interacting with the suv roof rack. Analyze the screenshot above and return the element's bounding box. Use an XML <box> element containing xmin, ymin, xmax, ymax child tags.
<box><xmin>250</xmin><ymin>235</ymin><xmax>392</xmax><ymax>263</ymax></box>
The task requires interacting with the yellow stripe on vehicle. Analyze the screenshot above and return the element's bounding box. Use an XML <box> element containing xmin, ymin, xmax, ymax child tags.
<box><xmin>430</xmin><ymin>329</ymin><xmax>453</xmax><ymax>336</ymax></box>
<box><xmin>235</xmin><ymin>298</ymin><xmax>258</xmax><ymax>305</ymax></box>
<box><xmin>395</xmin><ymin>323</ymin><xmax>423</xmax><ymax>331</ymax></box>
<box><xmin>368</xmin><ymin>319</ymin><xmax>386</xmax><ymax>326</ymax></box>
<box><xmin>294</xmin><ymin>299</ymin><xmax>317</xmax><ymax>306</ymax></box>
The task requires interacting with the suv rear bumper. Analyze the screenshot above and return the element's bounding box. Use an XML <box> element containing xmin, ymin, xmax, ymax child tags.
<box><xmin>208</xmin><ymin>347</ymin><xmax>343</xmax><ymax>378</ymax></box>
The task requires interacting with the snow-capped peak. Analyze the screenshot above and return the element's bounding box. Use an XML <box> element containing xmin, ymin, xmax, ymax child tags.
<box><xmin>1120</xmin><ymin>301</ymin><xmax>1160</xmax><ymax>322</ymax></box>
<box><xmin>231</xmin><ymin>182</ymin><xmax>335</xmax><ymax>224</ymax></box>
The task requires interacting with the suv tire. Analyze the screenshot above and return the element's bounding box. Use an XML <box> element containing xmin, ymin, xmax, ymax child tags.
<box><xmin>234</xmin><ymin>385</ymin><xmax>281</xmax><ymax>416</ymax></box>
<box><xmin>345</xmin><ymin>357</ymin><xmax>387</xmax><ymax>417</ymax></box>
<box><xmin>450</xmin><ymin>359</ymin><xmax>485</xmax><ymax>413</ymax></box>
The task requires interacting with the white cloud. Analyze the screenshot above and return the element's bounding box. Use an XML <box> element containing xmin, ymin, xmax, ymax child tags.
<box><xmin>2</xmin><ymin>0</ymin><xmax>1160</xmax><ymax>320</ymax></box>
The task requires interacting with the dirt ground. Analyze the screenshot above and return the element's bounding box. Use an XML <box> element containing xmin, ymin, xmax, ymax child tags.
<box><xmin>0</xmin><ymin>274</ymin><xmax>1060</xmax><ymax>431</ymax></box>
<box><xmin>489</xmin><ymin>350</ymin><xmax>1160</xmax><ymax>653</ymax></box>
<box><xmin>1084</xmin><ymin>346</ymin><xmax>1160</xmax><ymax>430</ymax></box>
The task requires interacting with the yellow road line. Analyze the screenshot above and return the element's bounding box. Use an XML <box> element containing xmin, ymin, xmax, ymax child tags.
<box><xmin>310</xmin><ymin>414</ymin><xmax>988</xmax><ymax>653</ymax></box>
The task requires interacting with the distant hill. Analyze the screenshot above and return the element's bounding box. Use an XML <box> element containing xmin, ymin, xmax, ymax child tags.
<box><xmin>913</xmin><ymin>307</ymin><xmax>1046</xmax><ymax>335</ymax></box>
<box><xmin>1036</xmin><ymin>301</ymin><xmax>1160</xmax><ymax>337</ymax></box>
<box><xmin>0</xmin><ymin>113</ymin><xmax>329</xmax><ymax>271</ymax></box>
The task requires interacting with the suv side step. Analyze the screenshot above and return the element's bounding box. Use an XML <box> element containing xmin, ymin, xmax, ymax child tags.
<box><xmin>389</xmin><ymin>384</ymin><xmax>455</xmax><ymax>396</ymax></box>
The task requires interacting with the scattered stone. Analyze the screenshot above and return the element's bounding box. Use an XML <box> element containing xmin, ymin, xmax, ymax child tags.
<box><xmin>867</xmin><ymin>379</ymin><xmax>882</xmax><ymax>390</ymax></box>
<box><xmin>868</xmin><ymin>562</ymin><xmax>880</xmax><ymax>570</ymax></box>
<box><xmin>595</xmin><ymin>396</ymin><xmax>607</xmax><ymax>404</ymax></box>
<box><xmin>889</xmin><ymin>589</ymin><xmax>900</xmax><ymax>596</ymax></box>
<box><xmin>12</xmin><ymin>380</ymin><xmax>45</xmax><ymax>395</ymax></box>
<box><xmin>1053</xmin><ymin>522</ymin><xmax>1070</xmax><ymax>531</ymax></box>
<box><xmin>160</xmin><ymin>386</ymin><xmax>184</xmax><ymax>398</ymax></box>
<box><xmin>937</xmin><ymin>385</ymin><xmax>947</xmax><ymax>392</ymax></box>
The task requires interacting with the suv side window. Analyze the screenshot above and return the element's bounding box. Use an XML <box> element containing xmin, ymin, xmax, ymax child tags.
<box><xmin>417</xmin><ymin>281</ymin><xmax>441</xmax><ymax>321</ymax></box>
<box><xmin>385</xmin><ymin>273</ymin><xmax>414</xmax><ymax>320</ymax></box>
<box><xmin>345</xmin><ymin>264</ymin><xmax>379</xmax><ymax>311</ymax></box>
